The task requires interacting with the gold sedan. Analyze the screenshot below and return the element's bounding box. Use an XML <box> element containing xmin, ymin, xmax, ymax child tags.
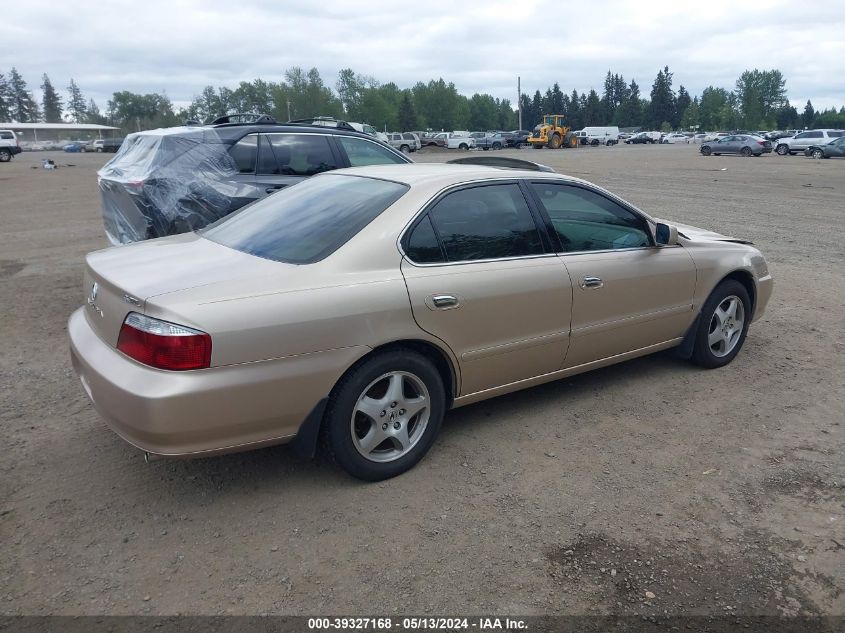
<box><xmin>69</xmin><ymin>164</ymin><xmax>773</xmax><ymax>480</ymax></box>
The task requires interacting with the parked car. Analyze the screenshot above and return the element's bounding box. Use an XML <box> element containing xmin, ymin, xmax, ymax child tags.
<box><xmin>775</xmin><ymin>129</ymin><xmax>845</xmax><ymax>155</ymax></box>
<box><xmin>625</xmin><ymin>131</ymin><xmax>661</xmax><ymax>144</ymax></box>
<box><xmin>702</xmin><ymin>132</ymin><xmax>729</xmax><ymax>143</ymax></box>
<box><xmin>101</xmin><ymin>137</ymin><xmax>125</xmax><ymax>153</ymax></box>
<box><xmin>97</xmin><ymin>113</ymin><xmax>411</xmax><ymax>244</ymax></box>
<box><xmin>700</xmin><ymin>134</ymin><xmax>770</xmax><ymax>157</ymax></box>
<box><xmin>804</xmin><ymin>135</ymin><xmax>845</xmax><ymax>159</ymax></box>
<box><xmin>692</xmin><ymin>133</ymin><xmax>708</xmax><ymax>143</ymax></box>
<box><xmin>64</xmin><ymin>142</ymin><xmax>85</xmax><ymax>153</ymax></box>
<box><xmin>421</xmin><ymin>133</ymin><xmax>446</xmax><ymax>148</ymax></box>
<box><xmin>471</xmin><ymin>131</ymin><xmax>510</xmax><ymax>150</ymax></box>
<box><xmin>386</xmin><ymin>132</ymin><xmax>421</xmax><ymax>153</ymax></box>
<box><xmin>429</xmin><ymin>132</ymin><xmax>474</xmax><ymax>150</ymax></box>
<box><xmin>84</xmin><ymin>139</ymin><xmax>105</xmax><ymax>152</ymax></box>
<box><xmin>576</xmin><ymin>126</ymin><xmax>620</xmax><ymax>145</ymax></box>
<box><xmin>0</xmin><ymin>129</ymin><xmax>22</xmax><ymax>162</ymax></box>
<box><xmin>662</xmin><ymin>133</ymin><xmax>691</xmax><ymax>144</ymax></box>
<box><xmin>70</xmin><ymin>162</ymin><xmax>772</xmax><ymax>480</ymax></box>
<box><xmin>508</xmin><ymin>130</ymin><xmax>532</xmax><ymax>148</ymax></box>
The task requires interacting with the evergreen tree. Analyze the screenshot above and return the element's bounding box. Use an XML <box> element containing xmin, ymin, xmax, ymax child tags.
<box><xmin>67</xmin><ymin>78</ymin><xmax>87</xmax><ymax>122</ymax></box>
<box><xmin>397</xmin><ymin>90</ymin><xmax>417</xmax><ymax>131</ymax></box>
<box><xmin>649</xmin><ymin>66</ymin><xmax>676</xmax><ymax>130</ymax></box>
<box><xmin>0</xmin><ymin>72</ymin><xmax>11</xmax><ymax>121</ymax></box>
<box><xmin>675</xmin><ymin>85</ymin><xmax>691</xmax><ymax>128</ymax></box>
<box><xmin>802</xmin><ymin>100</ymin><xmax>815</xmax><ymax>128</ymax></box>
<box><xmin>41</xmin><ymin>74</ymin><xmax>63</xmax><ymax>122</ymax></box>
<box><xmin>619</xmin><ymin>79</ymin><xmax>642</xmax><ymax>127</ymax></box>
<box><xmin>9</xmin><ymin>68</ymin><xmax>39</xmax><ymax>122</ymax></box>
<box><xmin>568</xmin><ymin>90</ymin><xmax>581</xmax><ymax>129</ymax></box>
<box><xmin>583</xmin><ymin>89</ymin><xmax>602</xmax><ymax>125</ymax></box>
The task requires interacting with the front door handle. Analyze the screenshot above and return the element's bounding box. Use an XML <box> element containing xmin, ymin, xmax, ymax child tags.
<box><xmin>580</xmin><ymin>276</ymin><xmax>604</xmax><ymax>289</ymax></box>
<box><xmin>431</xmin><ymin>294</ymin><xmax>459</xmax><ymax>309</ymax></box>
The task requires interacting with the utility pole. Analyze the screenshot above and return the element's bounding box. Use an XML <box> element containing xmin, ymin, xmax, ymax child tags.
<box><xmin>518</xmin><ymin>76</ymin><xmax>522</xmax><ymax>130</ymax></box>
<box><xmin>287</xmin><ymin>100</ymin><xmax>292</xmax><ymax>121</ymax></box>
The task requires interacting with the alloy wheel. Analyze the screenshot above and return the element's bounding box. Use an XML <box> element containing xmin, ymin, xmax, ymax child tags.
<box><xmin>707</xmin><ymin>295</ymin><xmax>745</xmax><ymax>358</ymax></box>
<box><xmin>350</xmin><ymin>371</ymin><xmax>430</xmax><ymax>463</ymax></box>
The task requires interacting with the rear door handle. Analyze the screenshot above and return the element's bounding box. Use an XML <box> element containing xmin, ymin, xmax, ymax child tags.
<box><xmin>431</xmin><ymin>294</ymin><xmax>459</xmax><ymax>309</ymax></box>
<box><xmin>580</xmin><ymin>276</ymin><xmax>603</xmax><ymax>289</ymax></box>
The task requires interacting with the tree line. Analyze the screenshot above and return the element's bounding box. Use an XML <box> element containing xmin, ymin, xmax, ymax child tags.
<box><xmin>2</xmin><ymin>65</ymin><xmax>844</xmax><ymax>135</ymax></box>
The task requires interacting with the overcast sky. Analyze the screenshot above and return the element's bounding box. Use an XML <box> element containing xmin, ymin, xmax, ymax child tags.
<box><xmin>3</xmin><ymin>0</ymin><xmax>844</xmax><ymax>112</ymax></box>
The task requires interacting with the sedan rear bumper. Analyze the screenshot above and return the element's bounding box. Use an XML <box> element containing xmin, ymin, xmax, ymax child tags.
<box><xmin>68</xmin><ymin>308</ymin><xmax>366</xmax><ymax>457</ymax></box>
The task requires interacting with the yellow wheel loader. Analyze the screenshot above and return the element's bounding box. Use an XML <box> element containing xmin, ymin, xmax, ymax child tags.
<box><xmin>527</xmin><ymin>114</ymin><xmax>578</xmax><ymax>149</ymax></box>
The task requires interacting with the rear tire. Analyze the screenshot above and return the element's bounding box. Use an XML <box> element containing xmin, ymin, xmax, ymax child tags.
<box><xmin>0</xmin><ymin>149</ymin><xmax>11</xmax><ymax>162</ymax></box>
<box><xmin>400</xmin><ymin>144</ymin><xmax>410</xmax><ymax>154</ymax></box>
<box><xmin>564</xmin><ymin>132</ymin><xmax>577</xmax><ymax>148</ymax></box>
<box><xmin>492</xmin><ymin>142</ymin><xmax>502</xmax><ymax>150</ymax></box>
<box><xmin>458</xmin><ymin>143</ymin><xmax>468</xmax><ymax>151</ymax></box>
<box><xmin>776</xmin><ymin>144</ymin><xmax>789</xmax><ymax>156</ymax></box>
<box><xmin>812</xmin><ymin>148</ymin><xmax>824</xmax><ymax>159</ymax></box>
<box><xmin>691</xmin><ymin>280</ymin><xmax>751</xmax><ymax>369</ymax></box>
<box><xmin>740</xmin><ymin>146</ymin><xmax>752</xmax><ymax>157</ymax></box>
<box><xmin>701</xmin><ymin>146</ymin><xmax>712</xmax><ymax>156</ymax></box>
<box><xmin>322</xmin><ymin>350</ymin><xmax>446</xmax><ymax>481</ymax></box>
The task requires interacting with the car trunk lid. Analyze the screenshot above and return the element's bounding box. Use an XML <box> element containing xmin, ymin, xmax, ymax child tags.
<box><xmin>82</xmin><ymin>233</ymin><xmax>292</xmax><ymax>347</ymax></box>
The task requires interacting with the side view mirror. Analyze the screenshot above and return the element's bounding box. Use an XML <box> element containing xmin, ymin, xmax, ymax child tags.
<box><xmin>655</xmin><ymin>222</ymin><xmax>679</xmax><ymax>246</ymax></box>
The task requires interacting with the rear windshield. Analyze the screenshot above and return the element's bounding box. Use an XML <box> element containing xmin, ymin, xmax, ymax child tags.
<box><xmin>201</xmin><ymin>174</ymin><xmax>409</xmax><ymax>264</ymax></box>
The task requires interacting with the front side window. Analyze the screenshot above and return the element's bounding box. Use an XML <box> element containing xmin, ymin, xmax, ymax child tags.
<box><xmin>531</xmin><ymin>182</ymin><xmax>651</xmax><ymax>252</ymax></box>
<box><xmin>202</xmin><ymin>175</ymin><xmax>408</xmax><ymax>264</ymax></box>
<box><xmin>337</xmin><ymin>137</ymin><xmax>406</xmax><ymax>167</ymax></box>
<box><xmin>423</xmin><ymin>184</ymin><xmax>543</xmax><ymax>262</ymax></box>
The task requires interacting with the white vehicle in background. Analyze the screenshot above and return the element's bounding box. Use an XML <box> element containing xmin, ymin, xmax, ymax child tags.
<box><xmin>692</xmin><ymin>133</ymin><xmax>708</xmax><ymax>143</ymax></box>
<box><xmin>0</xmin><ymin>129</ymin><xmax>23</xmax><ymax>161</ymax></box>
<box><xmin>430</xmin><ymin>132</ymin><xmax>475</xmax><ymax>150</ymax></box>
<box><xmin>349</xmin><ymin>122</ymin><xmax>389</xmax><ymax>143</ymax></box>
<box><xmin>703</xmin><ymin>132</ymin><xmax>729</xmax><ymax>142</ymax></box>
<box><xmin>775</xmin><ymin>129</ymin><xmax>845</xmax><ymax>155</ymax></box>
<box><xmin>662</xmin><ymin>133</ymin><xmax>691</xmax><ymax>144</ymax></box>
<box><xmin>576</xmin><ymin>126</ymin><xmax>620</xmax><ymax>146</ymax></box>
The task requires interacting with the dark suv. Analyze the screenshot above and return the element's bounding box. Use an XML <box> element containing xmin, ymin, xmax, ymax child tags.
<box><xmin>98</xmin><ymin>114</ymin><xmax>411</xmax><ymax>244</ymax></box>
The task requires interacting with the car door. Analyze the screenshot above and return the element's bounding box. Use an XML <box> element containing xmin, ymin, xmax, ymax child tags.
<box><xmin>528</xmin><ymin>180</ymin><xmax>697</xmax><ymax>367</ymax></box>
<box><xmin>400</xmin><ymin>181</ymin><xmax>573</xmax><ymax>396</ymax></box>
<box><xmin>828</xmin><ymin>136</ymin><xmax>845</xmax><ymax>157</ymax></box>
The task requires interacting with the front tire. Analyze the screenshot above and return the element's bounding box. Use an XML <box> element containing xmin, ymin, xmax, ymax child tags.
<box><xmin>323</xmin><ymin>350</ymin><xmax>446</xmax><ymax>481</ymax></box>
<box><xmin>812</xmin><ymin>148</ymin><xmax>824</xmax><ymax>159</ymax></box>
<box><xmin>0</xmin><ymin>149</ymin><xmax>11</xmax><ymax>162</ymax></box>
<box><xmin>547</xmin><ymin>134</ymin><xmax>562</xmax><ymax>149</ymax></box>
<box><xmin>691</xmin><ymin>280</ymin><xmax>751</xmax><ymax>369</ymax></box>
<box><xmin>458</xmin><ymin>143</ymin><xmax>469</xmax><ymax>151</ymax></box>
<box><xmin>776</xmin><ymin>144</ymin><xmax>789</xmax><ymax>156</ymax></box>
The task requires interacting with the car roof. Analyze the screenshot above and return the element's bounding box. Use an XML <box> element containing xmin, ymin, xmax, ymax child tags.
<box><xmin>126</xmin><ymin>123</ymin><xmax>385</xmax><ymax>143</ymax></box>
<box><xmin>328</xmin><ymin>163</ymin><xmax>581</xmax><ymax>188</ymax></box>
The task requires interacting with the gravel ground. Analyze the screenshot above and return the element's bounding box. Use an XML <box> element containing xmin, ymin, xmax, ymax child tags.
<box><xmin>0</xmin><ymin>145</ymin><xmax>843</xmax><ymax>619</ymax></box>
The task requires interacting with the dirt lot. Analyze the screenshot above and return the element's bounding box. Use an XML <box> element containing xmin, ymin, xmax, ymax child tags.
<box><xmin>1</xmin><ymin>145</ymin><xmax>843</xmax><ymax>620</ymax></box>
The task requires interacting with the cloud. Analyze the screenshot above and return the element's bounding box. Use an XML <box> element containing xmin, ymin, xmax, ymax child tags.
<box><xmin>2</xmin><ymin>0</ymin><xmax>843</xmax><ymax>111</ymax></box>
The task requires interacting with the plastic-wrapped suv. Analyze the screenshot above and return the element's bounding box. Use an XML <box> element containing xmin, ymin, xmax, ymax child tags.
<box><xmin>97</xmin><ymin>114</ymin><xmax>411</xmax><ymax>244</ymax></box>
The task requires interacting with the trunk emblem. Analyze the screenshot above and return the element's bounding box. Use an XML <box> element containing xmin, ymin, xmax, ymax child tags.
<box><xmin>87</xmin><ymin>282</ymin><xmax>103</xmax><ymax>317</ymax></box>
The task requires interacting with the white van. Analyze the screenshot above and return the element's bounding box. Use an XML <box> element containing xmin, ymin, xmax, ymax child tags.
<box><xmin>575</xmin><ymin>126</ymin><xmax>620</xmax><ymax>146</ymax></box>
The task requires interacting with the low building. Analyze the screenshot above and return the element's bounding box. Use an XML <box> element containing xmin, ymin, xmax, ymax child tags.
<box><xmin>0</xmin><ymin>122</ymin><xmax>120</xmax><ymax>145</ymax></box>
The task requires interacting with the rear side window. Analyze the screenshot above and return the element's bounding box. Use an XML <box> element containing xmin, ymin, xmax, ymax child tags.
<box><xmin>230</xmin><ymin>135</ymin><xmax>258</xmax><ymax>173</ymax></box>
<box><xmin>405</xmin><ymin>215</ymin><xmax>444</xmax><ymax>263</ymax></box>
<box><xmin>338</xmin><ymin>137</ymin><xmax>407</xmax><ymax>167</ymax></box>
<box><xmin>0</xmin><ymin>131</ymin><xmax>13</xmax><ymax>139</ymax></box>
<box><xmin>424</xmin><ymin>184</ymin><xmax>543</xmax><ymax>262</ymax></box>
<box><xmin>531</xmin><ymin>182</ymin><xmax>651</xmax><ymax>252</ymax></box>
<box><xmin>829</xmin><ymin>131</ymin><xmax>844</xmax><ymax>138</ymax></box>
<box><xmin>202</xmin><ymin>175</ymin><xmax>408</xmax><ymax>264</ymax></box>
<box><xmin>264</xmin><ymin>134</ymin><xmax>337</xmax><ymax>176</ymax></box>
<box><xmin>402</xmin><ymin>133</ymin><xmax>415</xmax><ymax>140</ymax></box>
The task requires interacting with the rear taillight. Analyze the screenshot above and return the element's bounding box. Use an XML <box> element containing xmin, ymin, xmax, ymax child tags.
<box><xmin>117</xmin><ymin>312</ymin><xmax>211</xmax><ymax>370</ymax></box>
<box><xmin>758</xmin><ymin>141</ymin><xmax>765</xmax><ymax>145</ymax></box>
